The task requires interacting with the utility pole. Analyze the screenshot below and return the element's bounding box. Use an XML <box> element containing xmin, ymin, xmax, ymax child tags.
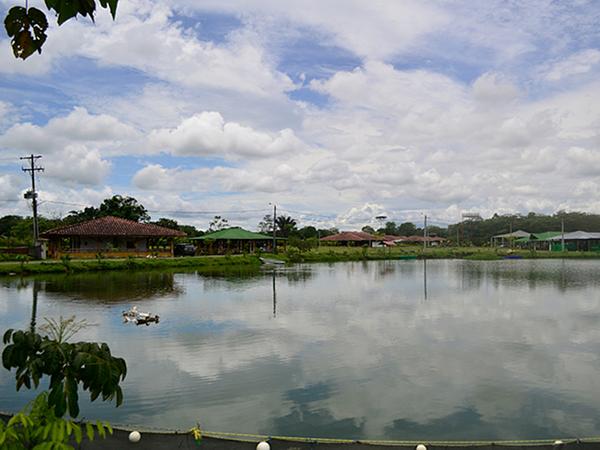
<box><xmin>561</xmin><ymin>217</ymin><xmax>565</xmax><ymax>252</ymax></box>
<box><xmin>21</xmin><ymin>154</ymin><xmax>44</xmax><ymax>248</ymax></box>
<box><xmin>272</xmin><ymin>203</ymin><xmax>277</xmax><ymax>253</ymax></box>
<box><xmin>423</xmin><ymin>214</ymin><xmax>427</xmax><ymax>251</ymax></box>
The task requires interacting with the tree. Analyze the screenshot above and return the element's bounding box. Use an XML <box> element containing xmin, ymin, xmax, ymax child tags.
<box><xmin>0</xmin><ymin>215</ymin><xmax>23</xmax><ymax>237</ymax></box>
<box><xmin>398</xmin><ymin>222</ymin><xmax>417</xmax><ymax>236</ymax></box>
<box><xmin>99</xmin><ymin>195</ymin><xmax>150</xmax><ymax>222</ymax></box>
<box><xmin>154</xmin><ymin>218</ymin><xmax>179</xmax><ymax>230</ymax></box>
<box><xmin>275</xmin><ymin>215</ymin><xmax>297</xmax><ymax>237</ymax></box>
<box><xmin>383</xmin><ymin>221</ymin><xmax>398</xmax><ymax>235</ymax></box>
<box><xmin>4</xmin><ymin>0</ymin><xmax>118</xmax><ymax>59</ymax></box>
<box><xmin>297</xmin><ymin>226</ymin><xmax>318</xmax><ymax>239</ymax></box>
<box><xmin>63</xmin><ymin>206</ymin><xmax>101</xmax><ymax>224</ymax></box>
<box><xmin>361</xmin><ymin>225</ymin><xmax>375</xmax><ymax>234</ymax></box>
<box><xmin>179</xmin><ymin>224</ymin><xmax>203</xmax><ymax>237</ymax></box>
<box><xmin>257</xmin><ymin>214</ymin><xmax>274</xmax><ymax>234</ymax></box>
<box><xmin>209</xmin><ymin>215</ymin><xmax>228</xmax><ymax>232</ymax></box>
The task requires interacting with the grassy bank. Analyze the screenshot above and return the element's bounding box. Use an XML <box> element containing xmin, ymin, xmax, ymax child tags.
<box><xmin>270</xmin><ymin>245</ymin><xmax>600</xmax><ymax>263</ymax></box>
<box><xmin>0</xmin><ymin>254</ymin><xmax>261</xmax><ymax>276</ymax></box>
<box><xmin>3</xmin><ymin>246</ymin><xmax>600</xmax><ymax>276</ymax></box>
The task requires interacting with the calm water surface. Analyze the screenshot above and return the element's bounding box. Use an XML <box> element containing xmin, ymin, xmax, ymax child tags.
<box><xmin>2</xmin><ymin>259</ymin><xmax>600</xmax><ymax>440</ymax></box>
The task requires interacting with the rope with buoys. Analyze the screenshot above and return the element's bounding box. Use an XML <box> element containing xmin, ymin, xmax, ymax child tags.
<box><xmin>198</xmin><ymin>429</ymin><xmax>600</xmax><ymax>447</ymax></box>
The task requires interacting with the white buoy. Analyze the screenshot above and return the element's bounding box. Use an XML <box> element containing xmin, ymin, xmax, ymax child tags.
<box><xmin>129</xmin><ymin>431</ymin><xmax>141</xmax><ymax>443</ymax></box>
<box><xmin>256</xmin><ymin>441</ymin><xmax>270</xmax><ymax>450</ymax></box>
<box><xmin>416</xmin><ymin>444</ymin><xmax>427</xmax><ymax>450</ymax></box>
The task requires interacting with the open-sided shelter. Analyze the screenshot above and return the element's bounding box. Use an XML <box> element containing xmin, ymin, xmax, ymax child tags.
<box><xmin>491</xmin><ymin>230</ymin><xmax>530</xmax><ymax>247</ymax></box>
<box><xmin>191</xmin><ymin>227</ymin><xmax>275</xmax><ymax>254</ymax></box>
<box><xmin>41</xmin><ymin>216</ymin><xmax>186</xmax><ymax>259</ymax></box>
<box><xmin>546</xmin><ymin>231</ymin><xmax>600</xmax><ymax>251</ymax></box>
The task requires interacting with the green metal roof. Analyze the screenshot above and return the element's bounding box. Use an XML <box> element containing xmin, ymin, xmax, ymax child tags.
<box><xmin>190</xmin><ymin>227</ymin><xmax>273</xmax><ymax>241</ymax></box>
<box><xmin>515</xmin><ymin>231</ymin><xmax>562</xmax><ymax>243</ymax></box>
<box><xmin>531</xmin><ymin>231</ymin><xmax>562</xmax><ymax>241</ymax></box>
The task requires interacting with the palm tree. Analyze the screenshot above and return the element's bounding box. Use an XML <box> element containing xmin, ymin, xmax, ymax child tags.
<box><xmin>275</xmin><ymin>215</ymin><xmax>297</xmax><ymax>237</ymax></box>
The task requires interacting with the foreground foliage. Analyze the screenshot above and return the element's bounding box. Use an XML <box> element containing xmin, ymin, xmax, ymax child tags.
<box><xmin>4</xmin><ymin>0</ymin><xmax>118</xmax><ymax>59</ymax></box>
<box><xmin>0</xmin><ymin>392</ymin><xmax>112</xmax><ymax>450</ymax></box>
<box><xmin>2</xmin><ymin>322</ymin><xmax>127</xmax><ymax>418</ymax></box>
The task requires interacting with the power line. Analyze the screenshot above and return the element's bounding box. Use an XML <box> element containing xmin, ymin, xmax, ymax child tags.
<box><xmin>147</xmin><ymin>208</ymin><xmax>269</xmax><ymax>215</ymax></box>
<box><xmin>40</xmin><ymin>200</ymin><xmax>90</xmax><ymax>207</ymax></box>
<box><xmin>277</xmin><ymin>208</ymin><xmax>337</xmax><ymax>219</ymax></box>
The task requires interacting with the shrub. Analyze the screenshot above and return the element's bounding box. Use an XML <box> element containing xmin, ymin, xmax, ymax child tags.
<box><xmin>286</xmin><ymin>246</ymin><xmax>303</xmax><ymax>263</ymax></box>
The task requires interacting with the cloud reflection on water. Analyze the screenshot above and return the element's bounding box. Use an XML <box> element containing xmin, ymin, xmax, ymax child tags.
<box><xmin>2</xmin><ymin>260</ymin><xmax>600</xmax><ymax>439</ymax></box>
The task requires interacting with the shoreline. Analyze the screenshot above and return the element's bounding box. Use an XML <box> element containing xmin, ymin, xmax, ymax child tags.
<box><xmin>2</xmin><ymin>247</ymin><xmax>600</xmax><ymax>276</ymax></box>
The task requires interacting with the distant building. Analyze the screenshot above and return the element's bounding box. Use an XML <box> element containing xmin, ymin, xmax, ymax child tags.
<box><xmin>41</xmin><ymin>216</ymin><xmax>186</xmax><ymax>259</ymax></box>
<box><xmin>546</xmin><ymin>231</ymin><xmax>600</xmax><ymax>251</ymax></box>
<box><xmin>320</xmin><ymin>231</ymin><xmax>377</xmax><ymax>246</ymax></box>
<box><xmin>399</xmin><ymin>235</ymin><xmax>447</xmax><ymax>246</ymax></box>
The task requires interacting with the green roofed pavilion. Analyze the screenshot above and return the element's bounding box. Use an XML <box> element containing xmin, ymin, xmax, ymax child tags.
<box><xmin>191</xmin><ymin>227</ymin><xmax>273</xmax><ymax>241</ymax></box>
<box><xmin>190</xmin><ymin>227</ymin><xmax>277</xmax><ymax>255</ymax></box>
<box><xmin>531</xmin><ymin>231</ymin><xmax>562</xmax><ymax>241</ymax></box>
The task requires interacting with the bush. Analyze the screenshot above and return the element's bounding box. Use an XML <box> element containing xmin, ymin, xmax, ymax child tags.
<box><xmin>60</xmin><ymin>254</ymin><xmax>72</xmax><ymax>272</ymax></box>
<box><xmin>285</xmin><ymin>246</ymin><xmax>303</xmax><ymax>263</ymax></box>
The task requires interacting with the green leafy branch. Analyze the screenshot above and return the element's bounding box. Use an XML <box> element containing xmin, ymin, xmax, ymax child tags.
<box><xmin>2</xmin><ymin>327</ymin><xmax>127</xmax><ymax>418</ymax></box>
<box><xmin>4</xmin><ymin>0</ymin><xmax>119</xmax><ymax>59</ymax></box>
<box><xmin>0</xmin><ymin>392</ymin><xmax>112</xmax><ymax>450</ymax></box>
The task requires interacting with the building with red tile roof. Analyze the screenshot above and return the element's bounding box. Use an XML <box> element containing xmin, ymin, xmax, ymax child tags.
<box><xmin>41</xmin><ymin>216</ymin><xmax>186</xmax><ymax>259</ymax></box>
<box><xmin>320</xmin><ymin>231</ymin><xmax>377</xmax><ymax>246</ymax></box>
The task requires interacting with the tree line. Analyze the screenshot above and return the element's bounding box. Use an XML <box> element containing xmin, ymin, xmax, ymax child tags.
<box><xmin>3</xmin><ymin>195</ymin><xmax>600</xmax><ymax>247</ymax></box>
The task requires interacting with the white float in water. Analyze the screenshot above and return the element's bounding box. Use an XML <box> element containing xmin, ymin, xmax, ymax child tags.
<box><xmin>129</xmin><ymin>431</ymin><xmax>141</xmax><ymax>443</ymax></box>
<box><xmin>256</xmin><ymin>441</ymin><xmax>270</xmax><ymax>450</ymax></box>
<box><xmin>416</xmin><ymin>444</ymin><xmax>427</xmax><ymax>450</ymax></box>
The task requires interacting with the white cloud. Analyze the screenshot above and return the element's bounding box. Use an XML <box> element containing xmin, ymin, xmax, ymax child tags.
<box><xmin>543</xmin><ymin>49</ymin><xmax>600</xmax><ymax>82</ymax></box>
<box><xmin>172</xmin><ymin>0</ymin><xmax>448</xmax><ymax>60</ymax></box>
<box><xmin>0</xmin><ymin>0</ymin><xmax>294</xmax><ymax>97</ymax></box>
<box><xmin>82</xmin><ymin>3</ymin><xmax>294</xmax><ymax>96</ymax></box>
<box><xmin>44</xmin><ymin>145</ymin><xmax>112</xmax><ymax>185</ymax></box>
<box><xmin>566</xmin><ymin>147</ymin><xmax>600</xmax><ymax>176</ymax></box>
<box><xmin>0</xmin><ymin>107</ymin><xmax>138</xmax><ymax>155</ymax></box>
<box><xmin>133</xmin><ymin>163</ymin><xmax>303</xmax><ymax>195</ymax></box>
<box><xmin>472</xmin><ymin>73</ymin><xmax>520</xmax><ymax>105</ymax></box>
<box><xmin>148</xmin><ymin>112</ymin><xmax>305</xmax><ymax>159</ymax></box>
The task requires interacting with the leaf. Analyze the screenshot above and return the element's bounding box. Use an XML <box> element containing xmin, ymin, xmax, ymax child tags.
<box><xmin>3</xmin><ymin>329</ymin><xmax>13</xmax><ymax>344</ymax></box>
<box><xmin>3</xmin><ymin>6</ymin><xmax>48</xmax><ymax>59</ymax></box>
<box><xmin>85</xmin><ymin>422</ymin><xmax>95</xmax><ymax>441</ymax></box>
<box><xmin>99</xmin><ymin>0</ymin><xmax>118</xmax><ymax>19</ymax></box>
<box><xmin>72</xmin><ymin>424</ymin><xmax>82</xmax><ymax>444</ymax></box>
<box><xmin>96</xmin><ymin>420</ymin><xmax>105</xmax><ymax>439</ymax></box>
<box><xmin>2</xmin><ymin>345</ymin><xmax>13</xmax><ymax>370</ymax></box>
<box><xmin>66</xmin><ymin>377</ymin><xmax>79</xmax><ymax>418</ymax></box>
<box><xmin>56</xmin><ymin>1</ymin><xmax>79</xmax><ymax>25</ymax></box>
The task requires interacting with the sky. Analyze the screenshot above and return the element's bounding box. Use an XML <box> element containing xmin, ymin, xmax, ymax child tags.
<box><xmin>0</xmin><ymin>0</ymin><xmax>600</xmax><ymax>231</ymax></box>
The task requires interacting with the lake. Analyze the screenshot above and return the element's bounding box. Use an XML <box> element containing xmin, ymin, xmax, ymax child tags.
<box><xmin>2</xmin><ymin>259</ymin><xmax>600</xmax><ymax>440</ymax></box>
